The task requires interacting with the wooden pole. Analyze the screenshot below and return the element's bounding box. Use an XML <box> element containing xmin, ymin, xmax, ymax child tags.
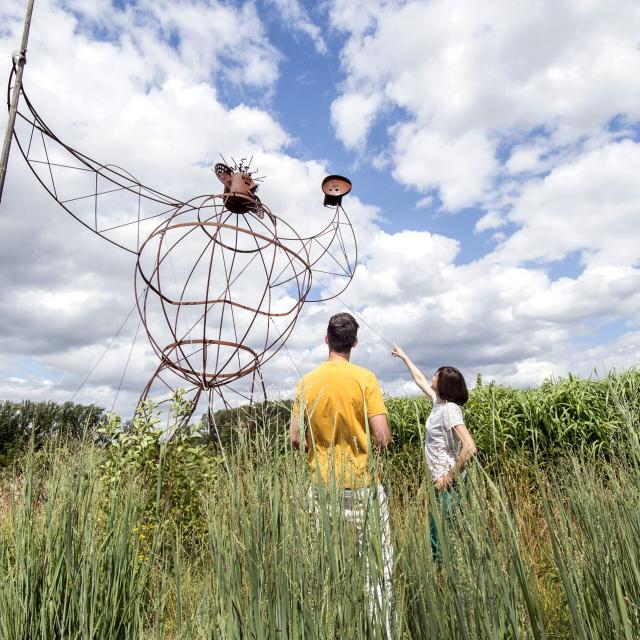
<box><xmin>0</xmin><ymin>0</ymin><xmax>36</xmax><ymax>205</ymax></box>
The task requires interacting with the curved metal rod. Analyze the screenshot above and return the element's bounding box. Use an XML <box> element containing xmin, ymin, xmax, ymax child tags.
<box><xmin>7</xmin><ymin>68</ymin><xmax>184</xmax><ymax>254</ymax></box>
<box><xmin>133</xmin><ymin>193</ymin><xmax>313</xmax><ymax>395</ymax></box>
<box><xmin>275</xmin><ymin>205</ymin><xmax>358</xmax><ymax>302</ymax></box>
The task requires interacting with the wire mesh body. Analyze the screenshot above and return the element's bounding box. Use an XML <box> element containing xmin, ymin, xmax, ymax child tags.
<box><xmin>135</xmin><ymin>194</ymin><xmax>312</xmax><ymax>390</ymax></box>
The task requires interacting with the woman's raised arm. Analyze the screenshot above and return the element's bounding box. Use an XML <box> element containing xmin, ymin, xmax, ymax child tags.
<box><xmin>391</xmin><ymin>344</ymin><xmax>437</xmax><ymax>401</ymax></box>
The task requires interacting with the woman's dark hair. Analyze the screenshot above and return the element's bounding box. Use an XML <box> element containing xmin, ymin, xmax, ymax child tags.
<box><xmin>327</xmin><ymin>312</ymin><xmax>359</xmax><ymax>353</ymax></box>
<box><xmin>435</xmin><ymin>366</ymin><xmax>469</xmax><ymax>406</ymax></box>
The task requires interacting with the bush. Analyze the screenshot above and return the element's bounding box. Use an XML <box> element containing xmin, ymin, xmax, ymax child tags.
<box><xmin>98</xmin><ymin>392</ymin><xmax>222</xmax><ymax>536</ymax></box>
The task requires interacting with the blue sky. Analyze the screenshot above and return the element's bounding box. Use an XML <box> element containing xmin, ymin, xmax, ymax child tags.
<box><xmin>259</xmin><ymin>7</ymin><xmax>507</xmax><ymax>264</ymax></box>
<box><xmin>1</xmin><ymin>0</ymin><xmax>640</xmax><ymax>416</ymax></box>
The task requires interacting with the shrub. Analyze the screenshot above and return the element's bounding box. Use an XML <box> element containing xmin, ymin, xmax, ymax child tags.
<box><xmin>98</xmin><ymin>391</ymin><xmax>220</xmax><ymax>536</ymax></box>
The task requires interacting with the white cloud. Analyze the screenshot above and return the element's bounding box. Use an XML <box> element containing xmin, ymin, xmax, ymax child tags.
<box><xmin>505</xmin><ymin>143</ymin><xmax>549</xmax><ymax>175</ymax></box>
<box><xmin>313</xmin><ymin>0</ymin><xmax>640</xmax><ymax>395</ymax></box>
<box><xmin>0</xmin><ymin>0</ymin><xmax>334</xmax><ymax>416</ymax></box>
<box><xmin>391</xmin><ymin>127</ymin><xmax>497</xmax><ymax>210</ymax></box>
<box><xmin>266</xmin><ymin>0</ymin><xmax>328</xmax><ymax>54</ymax></box>
<box><xmin>329</xmin><ymin>0</ymin><xmax>640</xmax><ymax>211</ymax></box>
<box><xmin>475</xmin><ymin>211</ymin><xmax>505</xmax><ymax>233</ymax></box>
<box><xmin>482</xmin><ymin>331</ymin><xmax>640</xmax><ymax>388</ymax></box>
<box><xmin>493</xmin><ymin>139</ymin><xmax>640</xmax><ymax>268</ymax></box>
<box><xmin>330</xmin><ymin>92</ymin><xmax>383</xmax><ymax>151</ymax></box>
<box><xmin>583</xmin><ymin>332</ymin><xmax>640</xmax><ymax>374</ymax></box>
<box><xmin>518</xmin><ymin>266</ymin><xmax>640</xmax><ymax>323</ymax></box>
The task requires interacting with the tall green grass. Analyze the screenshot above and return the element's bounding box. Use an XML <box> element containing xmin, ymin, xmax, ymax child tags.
<box><xmin>0</xmin><ymin>370</ymin><xmax>639</xmax><ymax>638</ymax></box>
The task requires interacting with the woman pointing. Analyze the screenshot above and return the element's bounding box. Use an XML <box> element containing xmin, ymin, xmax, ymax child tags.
<box><xmin>392</xmin><ymin>345</ymin><xmax>477</xmax><ymax>560</ymax></box>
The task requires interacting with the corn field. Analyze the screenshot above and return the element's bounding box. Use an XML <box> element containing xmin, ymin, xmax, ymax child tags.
<box><xmin>0</xmin><ymin>369</ymin><xmax>639</xmax><ymax>638</ymax></box>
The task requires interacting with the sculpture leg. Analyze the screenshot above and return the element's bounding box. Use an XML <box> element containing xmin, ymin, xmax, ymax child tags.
<box><xmin>137</xmin><ymin>360</ymin><xmax>203</xmax><ymax>440</ymax></box>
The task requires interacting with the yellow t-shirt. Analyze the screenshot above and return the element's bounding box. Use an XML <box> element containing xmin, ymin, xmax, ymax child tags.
<box><xmin>292</xmin><ymin>359</ymin><xmax>387</xmax><ymax>488</ymax></box>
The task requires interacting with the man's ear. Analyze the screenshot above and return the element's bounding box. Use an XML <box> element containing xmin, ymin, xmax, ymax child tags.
<box><xmin>324</xmin><ymin>335</ymin><xmax>329</xmax><ymax>346</ymax></box>
<box><xmin>352</xmin><ymin>339</ymin><xmax>358</xmax><ymax>349</ymax></box>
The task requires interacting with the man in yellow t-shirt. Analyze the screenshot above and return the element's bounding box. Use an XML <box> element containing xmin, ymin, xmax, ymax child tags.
<box><xmin>290</xmin><ymin>312</ymin><xmax>392</xmax><ymax>634</ymax></box>
<box><xmin>290</xmin><ymin>312</ymin><xmax>391</xmax><ymax>484</ymax></box>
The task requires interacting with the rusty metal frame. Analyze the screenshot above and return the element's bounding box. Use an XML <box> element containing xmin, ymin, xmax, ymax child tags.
<box><xmin>7</xmin><ymin>67</ymin><xmax>358</xmax><ymax>428</ymax></box>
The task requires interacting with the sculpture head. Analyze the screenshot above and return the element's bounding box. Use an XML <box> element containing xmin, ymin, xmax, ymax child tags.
<box><xmin>214</xmin><ymin>162</ymin><xmax>262</xmax><ymax>215</ymax></box>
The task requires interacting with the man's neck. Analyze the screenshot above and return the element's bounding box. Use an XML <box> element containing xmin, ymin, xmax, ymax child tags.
<box><xmin>328</xmin><ymin>350</ymin><xmax>351</xmax><ymax>363</ymax></box>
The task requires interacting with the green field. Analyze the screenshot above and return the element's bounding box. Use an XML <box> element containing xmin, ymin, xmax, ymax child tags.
<box><xmin>0</xmin><ymin>369</ymin><xmax>639</xmax><ymax>638</ymax></box>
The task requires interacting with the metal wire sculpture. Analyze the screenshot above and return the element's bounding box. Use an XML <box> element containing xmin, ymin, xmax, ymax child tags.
<box><xmin>7</xmin><ymin>66</ymin><xmax>358</xmax><ymax>427</ymax></box>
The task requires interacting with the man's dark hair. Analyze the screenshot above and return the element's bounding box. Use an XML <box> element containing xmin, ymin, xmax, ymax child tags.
<box><xmin>435</xmin><ymin>366</ymin><xmax>469</xmax><ymax>406</ymax></box>
<box><xmin>327</xmin><ymin>312</ymin><xmax>359</xmax><ymax>353</ymax></box>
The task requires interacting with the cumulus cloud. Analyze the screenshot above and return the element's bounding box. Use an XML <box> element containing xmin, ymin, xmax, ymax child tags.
<box><xmin>391</xmin><ymin>127</ymin><xmax>497</xmax><ymax>210</ymax></box>
<box><xmin>330</xmin><ymin>92</ymin><xmax>383</xmax><ymax>151</ymax></box>
<box><xmin>493</xmin><ymin>139</ymin><xmax>640</xmax><ymax>268</ymax></box>
<box><xmin>315</xmin><ymin>0</ymin><xmax>640</xmax><ymax>395</ymax></box>
<box><xmin>266</xmin><ymin>0</ymin><xmax>328</xmax><ymax>54</ymax></box>
<box><xmin>0</xmin><ymin>0</ymin><xmax>389</xmax><ymax>416</ymax></box>
<box><xmin>329</xmin><ymin>0</ymin><xmax>640</xmax><ymax>211</ymax></box>
<box><xmin>474</xmin><ymin>211</ymin><xmax>505</xmax><ymax>233</ymax></box>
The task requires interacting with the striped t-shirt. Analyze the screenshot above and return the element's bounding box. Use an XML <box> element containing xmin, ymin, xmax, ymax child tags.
<box><xmin>424</xmin><ymin>400</ymin><xmax>464</xmax><ymax>481</ymax></box>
